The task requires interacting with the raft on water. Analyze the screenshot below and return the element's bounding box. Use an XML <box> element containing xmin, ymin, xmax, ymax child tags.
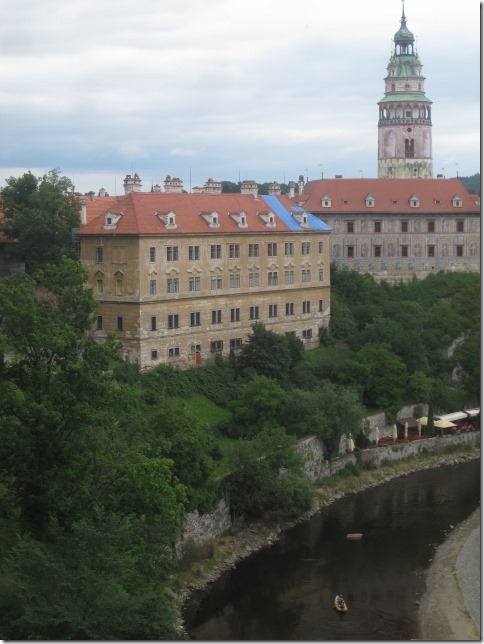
<box><xmin>346</xmin><ymin>533</ymin><xmax>363</xmax><ymax>540</ymax></box>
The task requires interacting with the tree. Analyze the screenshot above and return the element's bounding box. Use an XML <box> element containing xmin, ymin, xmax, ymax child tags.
<box><xmin>356</xmin><ymin>343</ymin><xmax>407</xmax><ymax>409</ymax></box>
<box><xmin>0</xmin><ymin>169</ymin><xmax>80</xmax><ymax>271</ymax></box>
<box><xmin>227</xmin><ymin>375</ymin><xmax>286</xmax><ymax>438</ymax></box>
<box><xmin>237</xmin><ymin>322</ymin><xmax>299</xmax><ymax>382</ymax></box>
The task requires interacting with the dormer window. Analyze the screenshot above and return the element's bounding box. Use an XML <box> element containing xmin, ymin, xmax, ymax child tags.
<box><xmin>103</xmin><ymin>211</ymin><xmax>123</xmax><ymax>229</ymax></box>
<box><xmin>229</xmin><ymin>211</ymin><xmax>248</xmax><ymax>228</ymax></box>
<box><xmin>452</xmin><ymin>195</ymin><xmax>462</xmax><ymax>208</ymax></box>
<box><xmin>321</xmin><ymin>194</ymin><xmax>332</xmax><ymax>207</ymax></box>
<box><xmin>365</xmin><ymin>194</ymin><xmax>375</xmax><ymax>208</ymax></box>
<box><xmin>257</xmin><ymin>211</ymin><xmax>276</xmax><ymax>228</ymax></box>
<box><xmin>409</xmin><ymin>194</ymin><xmax>420</xmax><ymax>208</ymax></box>
<box><xmin>200</xmin><ymin>211</ymin><xmax>220</xmax><ymax>228</ymax></box>
<box><xmin>156</xmin><ymin>210</ymin><xmax>177</xmax><ymax>229</ymax></box>
<box><xmin>292</xmin><ymin>210</ymin><xmax>309</xmax><ymax>228</ymax></box>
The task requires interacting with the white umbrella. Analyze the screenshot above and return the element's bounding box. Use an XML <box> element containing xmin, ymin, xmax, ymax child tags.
<box><xmin>404</xmin><ymin>421</ymin><xmax>408</xmax><ymax>441</ymax></box>
<box><xmin>418</xmin><ymin>419</ymin><xmax>422</xmax><ymax>437</ymax></box>
<box><xmin>392</xmin><ymin>424</ymin><xmax>398</xmax><ymax>442</ymax></box>
<box><xmin>375</xmin><ymin>425</ymin><xmax>380</xmax><ymax>445</ymax></box>
<box><xmin>347</xmin><ymin>434</ymin><xmax>355</xmax><ymax>452</ymax></box>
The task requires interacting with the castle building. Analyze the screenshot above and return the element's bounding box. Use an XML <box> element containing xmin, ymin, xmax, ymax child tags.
<box><xmin>296</xmin><ymin>177</ymin><xmax>480</xmax><ymax>282</ymax></box>
<box><xmin>77</xmin><ymin>189</ymin><xmax>331</xmax><ymax>368</ymax></box>
<box><xmin>378</xmin><ymin>4</ymin><xmax>433</xmax><ymax>179</ymax></box>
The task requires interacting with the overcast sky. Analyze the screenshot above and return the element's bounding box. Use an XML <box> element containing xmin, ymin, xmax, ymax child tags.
<box><xmin>0</xmin><ymin>0</ymin><xmax>480</xmax><ymax>195</ymax></box>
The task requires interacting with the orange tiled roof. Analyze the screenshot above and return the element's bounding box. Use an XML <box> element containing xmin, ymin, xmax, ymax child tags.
<box><xmin>296</xmin><ymin>178</ymin><xmax>480</xmax><ymax>214</ymax></box>
<box><xmin>77</xmin><ymin>192</ymin><xmax>318</xmax><ymax>236</ymax></box>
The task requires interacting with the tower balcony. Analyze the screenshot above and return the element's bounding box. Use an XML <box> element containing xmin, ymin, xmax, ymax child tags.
<box><xmin>378</xmin><ymin>117</ymin><xmax>432</xmax><ymax>126</ymax></box>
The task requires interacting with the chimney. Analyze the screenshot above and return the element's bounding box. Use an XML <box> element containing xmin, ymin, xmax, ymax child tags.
<box><xmin>240</xmin><ymin>180</ymin><xmax>258</xmax><ymax>197</ymax></box>
<box><xmin>152</xmin><ymin>184</ymin><xmax>162</xmax><ymax>192</ymax></box>
<box><xmin>98</xmin><ymin>187</ymin><xmax>107</xmax><ymax>197</ymax></box>
<box><xmin>124</xmin><ymin>173</ymin><xmax>142</xmax><ymax>194</ymax></box>
<box><xmin>298</xmin><ymin>174</ymin><xmax>305</xmax><ymax>194</ymax></box>
<box><xmin>164</xmin><ymin>175</ymin><xmax>184</xmax><ymax>193</ymax></box>
<box><xmin>268</xmin><ymin>181</ymin><xmax>281</xmax><ymax>196</ymax></box>
<box><xmin>288</xmin><ymin>181</ymin><xmax>296</xmax><ymax>199</ymax></box>
<box><xmin>80</xmin><ymin>200</ymin><xmax>87</xmax><ymax>225</ymax></box>
<box><xmin>335</xmin><ymin>175</ymin><xmax>343</xmax><ymax>179</ymax></box>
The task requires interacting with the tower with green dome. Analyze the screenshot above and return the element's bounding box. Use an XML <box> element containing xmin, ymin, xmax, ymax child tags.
<box><xmin>377</xmin><ymin>2</ymin><xmax>433</xmax><ymax>178</ymax></box>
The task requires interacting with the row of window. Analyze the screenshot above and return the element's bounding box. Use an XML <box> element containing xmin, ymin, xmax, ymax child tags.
<box><xmin>147</xmin><ymin>268</ymin><xmax>322</xmax><ymax>295</ymax></box>
<box><xmin>95</xmin><ymin>240</ymin><xmax>324</xmax><ymax>264</ymax></box>
<box><xmin>150</xmin><ymin>329</ymin><xmax>314</xmax><ymax>361</ymax></box>
<box><xmin>96</xmin><ymin>300</ymin><xmax>324</xmax><ymax>333</ymax></box>
<box><xmin>345</xmin><ymin>220</ymin><xmax>465</xmax><ymax>234</ymax></box>
<box><xmin>345</xmin><ymin>244</ymin><xmax>467</xmax><ymax>258</ymax></box>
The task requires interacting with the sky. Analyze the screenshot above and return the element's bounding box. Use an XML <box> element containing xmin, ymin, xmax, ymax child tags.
<box><xmin>0</xmin><ymin>0</ymin><xmax>480</xmax><ymax>196</ymax></box>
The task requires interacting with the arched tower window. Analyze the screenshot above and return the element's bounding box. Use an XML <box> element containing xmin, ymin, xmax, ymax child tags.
<box><xmin>405</xmin><ymin>139</ymin><xmax>415</xmax><ymax>158</ymax></box>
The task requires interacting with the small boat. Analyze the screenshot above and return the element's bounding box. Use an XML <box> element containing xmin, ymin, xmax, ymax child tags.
<box><xmin>334</xmin><ymin>594</ymin><xmax>348</xmax><ymax>613</ymax></box>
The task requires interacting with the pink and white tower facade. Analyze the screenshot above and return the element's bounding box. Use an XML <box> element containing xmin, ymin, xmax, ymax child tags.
<box><xmin>377</xmin><ymin>2</ymin><xmax>433</xmax><ymax>178</ymax></box>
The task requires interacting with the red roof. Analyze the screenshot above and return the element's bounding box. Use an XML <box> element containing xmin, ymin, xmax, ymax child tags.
<box><xmin>296</xmin><ymin>178</ymin><xmax>480</xmax><ymax>214</ymax></box>
<box><xmin>78</xmin><ymin>192</ymin><xmax>306</xmax><ymax>236</ymax></box>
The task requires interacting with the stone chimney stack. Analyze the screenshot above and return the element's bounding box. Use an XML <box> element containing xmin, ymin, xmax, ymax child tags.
<box><xmin>268</xmin><ymin>181</ymin><xmax>281</xmax><ymax>196</ymax></box>
<box><xmin>288</xmin><ymin>181</ymin><xmax>296</xmax><ymax>199</ymax></box>
<box><xmin>298</xmin><ymin>174</ymin><xmax>305</xmax><ymax>195</ymax></box>
<box><xmin>152</xmin><ymin>184</ymin><xmax>162</xmax><ymax>192</ymax></box>
<box><xmin>203</xmin><ymin>178</ymin><xmax>222</xmax><ymax>194</ymax></box>
<box><xmin>164</xmin><ymin>175</ymin><xmax>184</xmax><ymax>193</ymax></box>
<box><xmin>240</xmin><ymin>180</ymin><xmax>258</xmax><ymax>197</ymax></box>
<box><xmin>123</xmin><ymin>173</ymin><xmax>142</xmax><ymax>195</ymax></box>
<box><xmin>98</xmin><ymin>187</ymin><xmax>107</xmax><ymax>197</ymax></box>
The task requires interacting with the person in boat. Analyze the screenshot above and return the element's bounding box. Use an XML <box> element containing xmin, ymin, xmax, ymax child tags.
<box><xmin>335</xmin><ymin>594</ymin><xmax>345</xmax><ymax>610</ymax></box>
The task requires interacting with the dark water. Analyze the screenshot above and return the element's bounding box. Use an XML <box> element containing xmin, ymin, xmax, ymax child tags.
<box><xmin>184</xmin><ymin>459</ymin><xmax>480</xmax><ymax>640</ymax></box>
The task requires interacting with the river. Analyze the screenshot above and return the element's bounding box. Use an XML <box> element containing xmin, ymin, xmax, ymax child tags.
<box><xmin>183</xmin><ymin>459</ymin><xmax>480</xmax><ymax>640</ymax></box>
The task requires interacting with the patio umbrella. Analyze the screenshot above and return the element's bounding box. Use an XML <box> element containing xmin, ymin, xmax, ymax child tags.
<box><xmin>392</xmin><ymin>424</ymin><xmax>398</xmax><ymax>442</ymax></box>
<box><xmin>434</xmin><ymin>419</ymin><xmax>457</xmax><ymax>429</ymax></box>
<box><xmin>375</xmin><ymin>425</ymin><xmax>380</xmax><ymax>445</ymax></box>
<box><xmin>347</xmin><ymin>435</ymin><xmax>355</xmax><ymax>452</ymax></box>
<box><xmin>404</xmin><ymin>421</ymin><xmax>408</xmax><ymax>441</ymax></box>
<box><xmin>418</xmin><ymin>419</ymin><xmax>422</xmax><ymax>437</ymax></box>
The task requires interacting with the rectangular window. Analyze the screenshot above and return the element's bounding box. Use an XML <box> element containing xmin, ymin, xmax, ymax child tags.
<box><xmin>211</xmin><ymin>275</ymin><xmax>223</xmax><ymax>290</ymax></box>
<box><xmin>302</xmin><ymin>329</ymin><xmax>313</xmax><ymax>339</ymax></box>
<box><xmin>116</xmin><ymin>316</ymin><xmax>123</xmax><ymax>331</ymax></box>
<box><xmin>284</xmin><ymin>270</ymin><xmax>295</xmax><ymax>285</ymax></box>
<box><xmin>318</xmin><ymin>240</ymin><xmax>324</xmax><ymax>254</ymax></box>
<box><xmin>167</xmin><ymin>278</ymin><xmax>179</xmax><ymax>293</ymax></box>
<box><xmin>168</xmin><ymin>314</ymin><xmax>179</xmax><ymax>329</ymax></box>
<box><xmin>229</xmin><ymin>244</ymin><xmax>240</xmax><ymax>259</ymax></box>
<box><xmin>211</xmin><ymin>340</ymin><xmax>223</xmax><ymax>353</ymax></box>
<box><xmin>149</xmin><ymin>279</ymin><xmax>157</xmax><ymax>295</ymax></box>
<box><xmin>116</xmin><ymin>279</ymin><xmax>123</xmax><ymax>295</ymax></box>
<box><xmin>302</xmin><ymin>301</ymin><xmax>311</xmax><ymax>314</ymax></box>
<box><xmin>151</xmin><ymin>315</ymin><xmax>157</xmax><ymax>331</ymax></box>
<box><xmin>456</xmin><ymin>245</ymin><xmax>463</xmax><ymax>257</ymax></box>
<box><xmin>427</xmin><ymin>221</ymin><xmax>435</xmax><ymax>233</ymax></box>
<box><xmin>268</xmin><ymin>304</ymin><xmax>278</xmax><ymax>318</ymax></box>
<box><xmin>96</xmin><ymin>279</ymin><xmax>104</xmax><ymax>294</ymax></box>
<box><xmin>190</xmin><ymin>344</ymin><xmax>201</xmax><ymax>354</ymax></box>
<box><xmin>302</xmin><ymin>269</ymin><xmax>311</xmax><ymax>282</ymax></box>
<box><xmin>374</xmin><ymin>246</ymin><xmax>382</xmax><ymax>258</ymax></box>
<box><xmin>319</xmin><ymin>269</ymin><xmax>324</xmax><ymax>282</ymax></box>
<box><xmin>267</xmin><ymin>242</ymin><xmax>277</xmax><ymax>257</ymax></box>
<box><xmin>230</xmin><ymin>338</ymin><xmax>242</xmax><ymax>351</ymax></box>
<box><xmin>188</xmin><ymin>245</ymin><xmax>200</xmax><ymax>261</ymax></box>
<box><xmin>401</xmin><ymin>221</ymin><xmax>409</xmax><ymax>233</ymax></box>
<box><xmin>285</xmin><ymin>302</ymin><xmax>294</xmax><ymax>316</ymax></box>
<box><xmin>149</xmin><ymin>247</ymin><xmax>156</xmax><ymax>262</ymax></box>
<box><xmin>428</xmin><ymin>245</ymin><xmax>435</xmax><ymax>257</ymax></box>
<box><xmin>284</xmin><ymin>242</ymin><xmax>294</xmax><ymax>256</ymax></box>
<box><xmin>188</xmin><ymin>276</ymin><xmax>201</xmax><ymax>292</ymax></box>
<box><xmin>268</xmin><ymin>271</ymin><xmax>278</xmax><ymax>286</ymax></box>
<box><xmin>190</xmin><ymin>312</ymin><xmax>201</xmax><ymax>327</ymax></box>
<box><xmin>250</xmin><ymin>306</ymin><xmax>259</xmax><ymax>320</ymax></box>
<box><xmin>96</xmin><ymin>315</ymin><xmax>103</xmax><ymax>330</ymax></box>
<box><xmin>230</xmin><ymin>273</ymin><xmax>241</xmax><ymax>288</ymax></box>
<box><xmin>211</xmin><ymin>310</ymin><xmax>222</xmax><ymax>324</ymax></box>
<box><xmin>301</xmin><ymin>241</ymin><xmax>311</xmax><ymax>255</ymax></box>
<box><xmin>95</xmin><ymin>246</ymin><xmax>103</xmax><ymax>263</ymax></box>
<box><xmin>210</xmin><ymin>244</ymin><xmax>222</xmax><ymax>259</ymax></box>
<box><xmin>151</xmin><ymin>350</ymin><xmax>158</xmax><ymax>360</ymax></box>
<box><xmin>347</xmin><ymin>246</ymin><xmax>354</xmax><ymax>258</ymax></box>
<box><xmin>249</xmin><ymin>272</ymin><xmax>260</xmax><ymax>287</ymax></box>
<box><xmin>166</xmin><ymin>246</ymin><xmax>179</xmax><ymax>261</ymax></box>
<box><xmin>319</xmin><ymin>299</ymin><xmax>323</xmax><ymax>312</ymax></box>
<box><xmin>230</xmin><ymin>308</ymin><xmax>240</xmax><ymax>322</ymax></box>
<box><xmin>168</xmin><ymin>347</ymin><xmax>180</xmax><ymax>358</ymax></box>
<box><xmin>456</xmin><ymin>220</ymin><xmax>465</xmax><ymax>233</ymax></box>
<box><xmin>374</xmin><ymin>221</ymin><xmax>382</xmax><ymax>233</ymax></box>
<box><xmin>347</xmin><ymin>222</ymin><xmax>354</xmax><ymax>234</ymax></box>
<box><xmin>248</xmin><ymin>243</ymin><xmax>259</xmax><ymax>258</ymax></box>
<box><xmin>401</xmin><ymin>245</ymin><xmax>409</xmax><ymax>257</ymax></box>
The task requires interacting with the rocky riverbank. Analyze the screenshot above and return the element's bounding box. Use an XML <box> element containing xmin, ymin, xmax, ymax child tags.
<box><xmin>419</xmin><ymin>506</ymin><xmax>480</xmax><ymax>640</ymax></box>
<box><xmin>175</xmin><ymin>447</ymin><xmax>480</xmax><ymax>635</ymax></box>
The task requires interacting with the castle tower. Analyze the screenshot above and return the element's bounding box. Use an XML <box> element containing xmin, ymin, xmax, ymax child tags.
<box><xmin>377</xmin><ymin>2</ymin><xmax>433</xmax><ymax>178</ymax></box>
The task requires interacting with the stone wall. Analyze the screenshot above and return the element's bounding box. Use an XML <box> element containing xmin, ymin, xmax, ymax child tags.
<box><xmin>177</xmin><ymin>497</ymin><xmax>231</xmax><ymax>554</ymax></box>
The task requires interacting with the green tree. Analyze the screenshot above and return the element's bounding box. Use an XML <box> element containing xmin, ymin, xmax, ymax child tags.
<box><xmin>237</xmin><ymin>322</ymin><xmax>300</xmax><ymax>382</ymax></box>
<box><xmin>0</xmin><ymin>169</ymin><xmax>80</xmax><ymax>271</ymax></box>
<box><xmin>227</xmin><ymin>374</ymin><xmax>286</xmax><ymax>438</ymax></box>
<box><xmin>356</xmin><ymin>343</ymin><xmax>408</xmax><ymax>409</ymax></box>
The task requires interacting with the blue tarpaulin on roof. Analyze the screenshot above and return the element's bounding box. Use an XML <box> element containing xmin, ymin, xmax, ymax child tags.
<box><xmin>261</xmin><ymin>195</ymin><xmax>331</xmax><ymax>231</ymax></box>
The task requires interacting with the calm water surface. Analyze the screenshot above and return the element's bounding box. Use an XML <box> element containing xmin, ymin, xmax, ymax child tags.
<box><xmin>184</xmin><ymin>459</ymin><xmax>480</xmax><ymax>640</ymax></box>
